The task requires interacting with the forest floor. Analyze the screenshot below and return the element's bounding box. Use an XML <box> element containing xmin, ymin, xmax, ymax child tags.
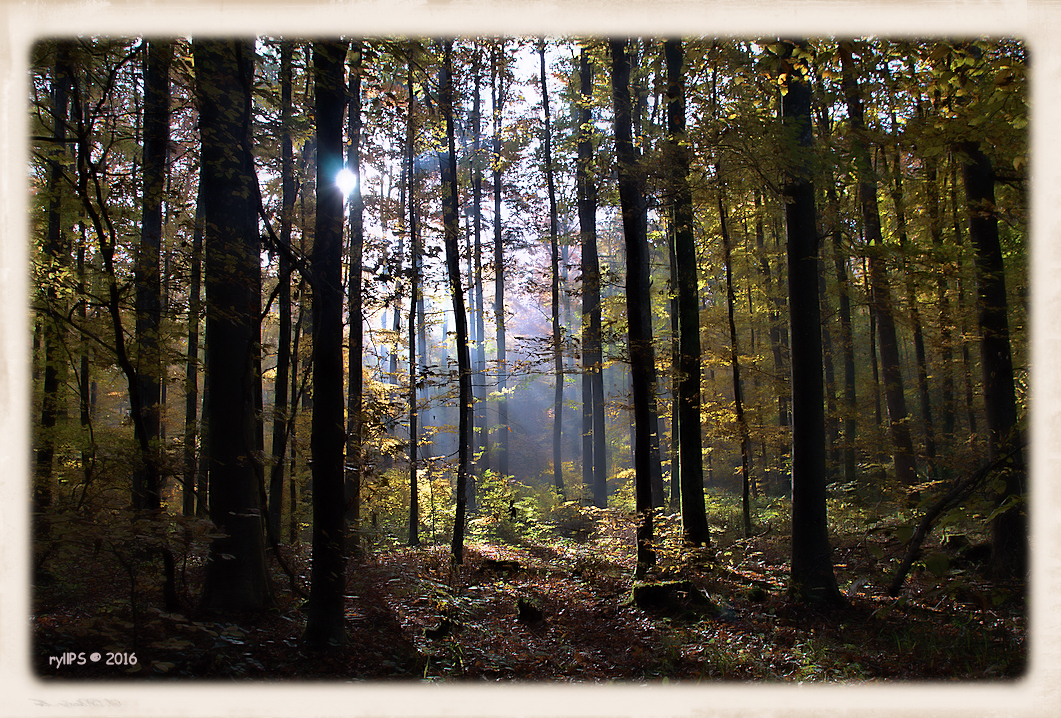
<box><xmin>32</xmin><ymin>503</ymin><xmax>1027</xmax><ymax>682</ymax></box>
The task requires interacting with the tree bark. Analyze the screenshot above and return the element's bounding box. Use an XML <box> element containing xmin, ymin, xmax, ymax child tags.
<box><xmin>541</xmin><ymin>39</ymin><xmax>565</xmax><ymax>496</ymax></box>
<box><xmin>133</xmin><ymin>40</ymin><xmax>171</xmax><ymax>512</ymax></box>
<box><xmin>345</xmin><ymin>40</ymin><xmax>365</xmax><ymax>555</ymax></box>
<box><xmin>780</xmin><ymin>41</ymin><xmax>842</xmax><ymax>604</ymax></box>
<box><xmin>406</xmin><ymin>60</ymin><xmax>421</xmax><ymax>548</ymax></box>
<box><xmin>839</xmin><ymin>41</ymin><xmax>918</xmax><ymax>489</ymax></box>
<box><xmin>440</xmin><ymin>40</ymin><xmax>472</xmax><ymax>564</ymax></box>
<box><xmin>958</xmin><ymin>140</ymin><xmax>1026</xmax><ymax>580</ymax></box>
<box><xmin>577</xmin><ymin>47</ymin><xmax>608</xmax><ymax>509</ymax></box>
<box><xmin>268</xmin><ymin>40</ymin><xmax>294</xmax><ymax>537</ymax></box>
<box><xmin>195</xmin><ymin>38</ymin><xmax>273</xmax><ymax>612</ymax></box>
<box><xmin>611</xmin><ymin>38</ymin><xmax>659</xmax><ymax>576</ymax></box>
<box><xmin>664</xmin><ymin>39</ymin><xmax>709</xmax><ymax>543</ymax></box>
<box><xmin>304</xmin><ymin>39</ymin><xmax>349</xmax><ymax>648</ymax></box>
<box><xmin>491</xmin><ymin>43</ymin><xmax>510</xmax><ymax>479</ymax></box>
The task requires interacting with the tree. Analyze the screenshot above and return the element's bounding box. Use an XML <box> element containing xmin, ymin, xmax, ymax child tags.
<box><xmin>663</xmin><ymin>39</ymin><xmax>709</xmax><ymax>545</ymax></box>
<box><xmin>345</xmin><ymin>40</ymin><xmax>366</xmax><ymax>554</ymax></box>
<box><xmin>440</xmin><ymin>40</ymin><xmax>472</xmax><ymax>564</ymax></box>
<box><xmin>779</xmin><ymin>40</ymin><xmax>842</xmax><ymax>604</ymax></box>
<box><xmin>960</xmin><ymin>138</ymin><xmax>1026</xmax><ymax>578</ymax></box>
<box><xmin>491</xmin><ymin>42</ymin><xmax>511</xmax><ymax>479</ymax></box>
<box><xmin>839</xmin><ymin>40</ymin><xmax>918</xmax><ymax>489</ymax></box>
<box><xmin>540</xmin><ymin>38</ymin><xmax>564</xmax><ymax>496</ymax></box>
<box><xmin>611</xmin><ymin>38</ymin><xmax>659</xmax><ymax>576</ymax></box>
<box><xmin>133</xmin><ymin>39</ymin><xmax>171</xmax><ymax>512</ymax></box>
<box><xmin>577</xmin><ymin>46</ymin><xmax>608</xmax><ymax>509</ymax></box>
<box><xmin>194</xmin><ymin>38</ymin><xmax>273</xmax><ymax>612</ymax></box>
<box><xmin>302</xmin><ymin>39</ymin><xmax>349</xmax><ymax>648</ymax></box>
<box><xmin>268</xmin><ymin>40</ymin><xmax>295</xmax><ymax>537</ymax></box>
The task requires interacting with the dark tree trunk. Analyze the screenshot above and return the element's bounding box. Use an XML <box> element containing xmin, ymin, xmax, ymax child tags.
<box><xmin>717</xmin><ymin>161</ymin><xmax>753</xmax><ymax>536</ymax></box>
<box><xmin>958</xmin><ymin>140</ymin><xmax>1026</xmax><ymax>580</ymax></box>
<box><xmin>268</xmin><ymin>40</ymin><xmax>294</xmax><ymax>537</ymax></box>
<box><xmin>183</xmin><ymin>190</ymin><xmax>204</xmax><ymax>516</ymax></box>
<box><xmin>884</xmin><ymin>115</ymin><xmax>936</xmax><ymax>474</ymax></box>
<box><xmin>406</xmin><ymin>61</ymin><xmax>421</xmax><ymax>548</ymax></box>
<box><xmin>345</xmin><ymin>41</ymin><xmax>365</xmax><ymax>555</ymax></box>
<box><xmin>303</xmin><ymin>40</ymin><xmax>349</xmax><ymax>649</ymax></box>
<box><xmin>839</xmin><ymin>41</ymin><xmax>917</xmax><ymax>489</ymax></box>
<box><xmin>470</xmin><ymin>43</ymin><xmax>489</xmax><ymax>490</ymax></box>
<box><xmin>754</xmin><ymin>193</ymin><xmax>790</xmax><ymax>491</ymax></box>
<box><xmin>611</xmin><ymin>38</ymin><xmax>658</xmax><ymax>577</ymax></box>
<box><xmin>440</xmin><ymin>41</ymin><xmax>472</xmax><ymax>564</ymax></box>
<box><xmin>577</xmin><ymin>47</ymin><xmax>607</xmax><ymax>509</ymax></box>
<box><xmin>194</xmin><ymin>38</ymin><xmax>272</xmax><ymax>612</ymax></box>
<box><xmin>492</xmin><ymin>44</ymin><xmax>510</xmax><ymax>478</ymax></box>
<box><xmin>779</xmin><ymin>41</ymin><xmax>842</xmax><ymax>604</ymax></box>
<box><xmin>925</xmin><ymin>149</ymin><xmax>956</xmax><ymax>469</ymax></box>
<box><xmin>812</xmin><ymin>70</ymin><xmax>856</xmax><ymax>487</ymax></box>
<box><xmin>541</xmin><ymin>39</ymin><xmax>564</xmax><ymax>496</ymax></box>
<box><xmin>35</xmin><ymin>47</ymin><xmax>71</xmax><ymax>570</ymax></box>
<box><xmin>664</xmin><ymin>39</ymin><xmax>709</xmax><ymax>543</ymax></box>
<box><xmin>133</xmin><ymin>40</ymin><xmax>171</xmax><ymax>512</ymax></box>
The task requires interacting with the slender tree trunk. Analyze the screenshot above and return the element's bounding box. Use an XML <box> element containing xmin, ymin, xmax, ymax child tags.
<box><xmin>440</xmin><ymin>41</ymin><xmax>472</xmax><ymax>564</ymax></box>
<box><xmin>304</xmin><ymin>39</ymin><xmax>349</xmax><ymax>649</ymax></box>
<box><xmin>884</xmin><ymin>115</ymin><xmax>936</xmax><ymax>474</ymax></box>
<box><xmin>492</xmin><ymin>45</ymin><xmax>509</xmax><ymax>478</ymax></box>
<box><xmin>406</xmin><ymin>61</ymin><xmax>421</xmax><ymax>548</ymax></box>
<box><xmin>470</xmin><ymin>43</ymin><xmax>489</xmax><ymax>493</ymax></box>
<box><xmin>780</xmin><ymin>41</ymin><xmax>842</xmax><ymax>604</ymax></box>
<box><xmin>664</xmin><ymin>39</ymin><xmax>709</xmax><ymax>543</ymax></box>
<box><xmin>754</xmin><ymin>193</ymin><xmax>789</xmax><ymax>491</ymax></box>
<box><xmin>925</xmin><ymin>150</ymin><xmax>956</xmax><ymax>469</ymax></box>
<box><xmin>183</xmin><ymin>191</ymin><xmax>204</xmax><ymax>516</ymax></box>
<box><xmin>268</xmin><ymin>40</ymin><xmax>294</xmax><ymax>537</ymax></box>
<box><xmin>345</xmin><ymin>40</ymin><xmax>365</xmax><ymax>555</ymax></box>
<box><xmin>577</xmin><ymin>47</ymin><xmax>607</xmax><ymax>508</ymax></box>
<box><xmin>717</xmin><ymin>161</ymin><xmax>753</xmax><ymax>536</ymax></box>
<box><xmin>611</xmin><ymin>38</ymin><xmax>658</xmax><ymax>577</ymax></box>
<box><xmin>540</xmin><ymin>39</ymin><xmax>565</xmax><ymax>496</ymax></box>
<box><xmin>839</xmin><ymin>41</ymin><xmax>917</xmax><ymax>489</ymax></box>
<box><xmin>35</xmin><ymin>47</ymin><xmax>71</xmax><ymax>572</ymax></box>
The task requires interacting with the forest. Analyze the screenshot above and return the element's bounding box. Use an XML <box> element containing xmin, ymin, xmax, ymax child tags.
<box><xmin>29</xmin><ymin>35</ymin><xmax>1028</xmax><ymax>682</ymax></box>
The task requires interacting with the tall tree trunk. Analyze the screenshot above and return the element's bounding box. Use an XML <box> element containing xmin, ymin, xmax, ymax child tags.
<box><xmin>35</xmin><ymin>46</ymin><xmax>71</xmax><ymax>573</ymax></box>
<box><xmin>883</xmin><ymin>87</ymin><xmax>936</xmax><ymax>474</ymax></box>
<box><xmin>839</xmin><ymin>41</ymin><xmax>918</xmax><ymax>489</ymax></box>
<box><xmin>268</xmin><ymin>40</ymin><xmax>294</xmax><ymax>537</ymax></box>
<box><xmin>133</xmin><ymin>40</ymin><xmax>171</xmax><ymax>512</ymax></box>
<box><xmin>470</xmin><ymin>43</ymin><xmax>489</xmax><ymax>493</ymax></box>
<box><xmin>304</xmin><ymin>39</ymin><xmax>349</xmax><ymax>649</ymax></box>
<box><xmin>611</xmin><ymin>38</ymin><xmax>658</xmax><ymax>577</ymax></box>
<box><xmin>540</xmin><ymin>39</ymin><xmax>564</xmax><ymax>496</ymax></box>
<box><xmin>440</xmin><ymin>41</ymin><xmax>472</xmax><ymax>564</ymax></box>
<box><xmin>195</xmin><ymin>38</ymin><xmax>273</xmax><ymax>612</ymax></box>
<box><xmin>925</xmin><ymin>147</ymin><xmax>956</xmax><ymax>470</ymax></box>
<box><xmin>812</xmin><ymin>69</ymin><xmax>857</xmax><ymax>487</ymax></box>
<box><xmin>779</xmin><ymin>41</ymin><xmax>842</xmax><ymax>604</ymax></box>
<box><xmin>345</xmin><ymin>40</ymin><xmax>365</xmax><ymax>555</ymax></box>
<box><xmin>754</xmin><ymin>193</ymin><xmax>790</xmax><ymax>492</ymax></box>
<box><xmin>951</xmin><ymin>165</ymin><xmax>980</xmax><ymax>444</ymax></box>
<box><xmin>577</xmin><ymin>47</ymin><xmax>607</xmax><ymax>508</ymax></box>
<box><xmin>183</xmin><ymin>190</ymin><xmax>204</xmax><ymax>516</ymax></box>
<box><xmin>958</xmin><ymin>140</ymin><xmax>1026</xmax><ymax>580</ymax></box>
<box><xmin>406</xmin><ymin>61</ymin><xmax>421</xmax><ymax>548</ymax></box>
<box><xmin>717</xmin><ymin>161</ymin><xmax>753</xmax><ymax>536</ymax></box>
<box><xmin>664</xmin><ymin>40</ymin><xmax>709</xmax><ymax>543</ymax></box>
<box><xmin>492</xmin><ymin>44</ymin><xmax>510</xmax><ymax>478</ymax></box>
